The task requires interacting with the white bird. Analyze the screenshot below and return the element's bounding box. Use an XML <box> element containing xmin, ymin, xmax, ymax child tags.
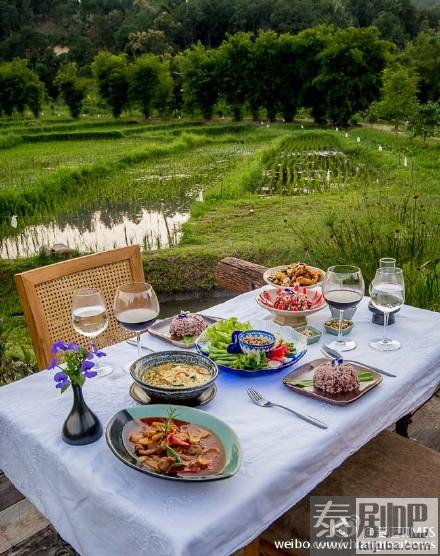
<box><xmin>335</xmin><ymin>127</ymin><xmax>339</xmax><ymax>132</ymax></box>
<box><xmin>403</xmin><ymin>156</ymin><xmax>408</xmax><ymax>167</ymax></box>
<box><xmin>378</xmin><ymin>145</ymin><xmax>383</xmax><ymax>152</ymax></box>
<box><xmin>301</xmin><ymin>124</ymin><xmax>304</xmax><ymax>129</ymax></box>
<box><xmin>357</xmin><ymin>136</ymin><xmax>361</xmax><ymax>143</ymax></box>
<box><xmin>345</xmin><ymin>132</ymin><xmax>348</xmax><ymax>138</ymax></box>
<box><xmin>11</xmin><ymin>215</ymin><xmax>17</xmax><ymax>228</ymax></box>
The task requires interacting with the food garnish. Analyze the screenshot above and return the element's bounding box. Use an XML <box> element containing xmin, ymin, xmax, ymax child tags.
<box><xmin>268</xmin><ymin>263</ymin><xmax>322</xmax><ymax>287</ymax></box>
<box><xmin>204</xmin><ymin>317</ymin><xmax>296</xmax><ymax>370</ymax></box>
<box><xmin>259</xmin><ymin>286</ymin><xmax>324</xmax><ymax>312</ymax></box>
<box><xmin>129</xmin><ymin>408</ymin><xmax>225</xmax><ymax>476</ymax></box>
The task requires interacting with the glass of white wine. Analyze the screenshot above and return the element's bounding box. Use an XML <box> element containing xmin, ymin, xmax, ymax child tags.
<box><xmin>369</xmin><ymin>268</ymin><xmax>405</xmax><ymax>351</ymax></box>
<box><xmin>72</xmin><ymin>288</ymin><xmax>113</xmax><ymax>377</ymax></box>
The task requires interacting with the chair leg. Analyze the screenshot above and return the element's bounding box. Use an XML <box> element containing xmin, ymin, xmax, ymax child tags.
<box><xmin>243</xmin><ymin>537</ymin><xmax>260</xmax><ymax>556</ymax></box>
<box><xmin>396</xmin><ymin>413</ymin><xmax>412</xmax><ymax>437</ymax></box>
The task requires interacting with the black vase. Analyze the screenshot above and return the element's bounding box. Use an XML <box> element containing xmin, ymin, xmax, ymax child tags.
<box><xmin>62</xmin><ymin>385</ymin><xmax>103</xmax><ymax>446</ymax></box>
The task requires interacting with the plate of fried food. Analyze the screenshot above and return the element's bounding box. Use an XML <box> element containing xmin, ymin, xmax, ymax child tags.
<box><xmin>263</xmin><ymin>262</ymin><xmax>324</xmax><ymax>289</ymax></box>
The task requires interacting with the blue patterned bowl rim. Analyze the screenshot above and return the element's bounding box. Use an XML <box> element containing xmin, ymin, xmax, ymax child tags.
<box><xmin>129</xmin><ymin>350</ymin><xmax>218</xmax><ymax>393</ymax></box>
<box><xmin>238</xmin><ymin>330</ymin><xmax>276</xmax><ymax>348</ymax></box>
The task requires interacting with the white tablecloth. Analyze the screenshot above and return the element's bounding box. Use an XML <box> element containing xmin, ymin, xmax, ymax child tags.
<box><xmin>1</xmin><ymin>289</ymin><xmax>440</xmax><ymax>556</ymax></box>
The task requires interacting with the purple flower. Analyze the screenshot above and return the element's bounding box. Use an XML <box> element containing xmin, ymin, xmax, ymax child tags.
<box><xmin>91</xmin><ymin>343</ymin><xmax>106</xmax><ymax>358</ymax></box>
<box><xmin>54</xmin><ymin>371</ymin><xmax>70</xmax><ymax>389</ymax></box>
<box><xmin>51</xmin><ymin>340</ymin><xmax>67</xmax><ymax>354</ymax></box>
<box><xmin>81</xmin><ymin>360</ymin><xmax>97</xmax><ymax>378</ymax></box>
<box><xmin>67</xmin><ymin>342</ymin><xmax>80</xmax><ymax>352</ymax></box>
<box><xmin>48</xmin><ymin>357</ymin><xmax>59</xmax><ymax>370</ymax></box>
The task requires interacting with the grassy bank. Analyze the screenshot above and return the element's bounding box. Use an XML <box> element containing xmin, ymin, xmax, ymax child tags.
<box><xmin>1</xmin><ymin>120</ymin><xmax>439</xmax><ymax>378</ymax></box>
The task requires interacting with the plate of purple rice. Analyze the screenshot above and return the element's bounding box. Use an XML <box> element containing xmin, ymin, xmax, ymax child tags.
<box><xmin>283</xmin><ymin>358</ymin><xmax>382</xmax><ymax>405</ymax></box>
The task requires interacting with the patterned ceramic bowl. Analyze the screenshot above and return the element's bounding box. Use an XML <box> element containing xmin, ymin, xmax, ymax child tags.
<box><xmin>238</xmin><ymin>330</ymin><xmax>276</xmax><ymax>355</ymax></box>
<box><xmin>130</xmin><ymin>351</ymin><xmax>218</xmax><ymax>404</ymax></box>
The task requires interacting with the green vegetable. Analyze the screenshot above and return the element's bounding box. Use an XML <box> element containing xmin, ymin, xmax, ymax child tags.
<box><xmin>206</xmin><ymin>317</ymin><xmax>251</xmax><ymax>350</ymax></box>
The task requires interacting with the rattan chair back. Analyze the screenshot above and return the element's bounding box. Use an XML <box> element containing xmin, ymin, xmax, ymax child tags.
<box><xmin>15</xmin><ymin>246</ymin><xmax>145</xmax><ymax>370</ymax></box>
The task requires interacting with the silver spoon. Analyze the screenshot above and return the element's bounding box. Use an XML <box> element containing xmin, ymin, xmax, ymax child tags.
<box><xmin>320</xmin><ymin>346</ymin><xmax>396</xmax><ymax>377</ymax></box>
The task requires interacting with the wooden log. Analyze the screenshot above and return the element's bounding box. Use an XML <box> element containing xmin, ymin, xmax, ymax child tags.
<box><xmin>215</xmin><ymin>257</ymin><xmax>268</xmax><ymax>293</ymax></box>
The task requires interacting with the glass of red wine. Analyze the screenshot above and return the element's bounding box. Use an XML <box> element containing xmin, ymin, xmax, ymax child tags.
<box><xmin>113</xmin><ymin>282</ymin><xmax>159</xmax><ymax>361</ymax></box>
<box><xmin>322</xmin><ymin>265</ymin><xmax>364</xmax><ymax>352</ymax></box>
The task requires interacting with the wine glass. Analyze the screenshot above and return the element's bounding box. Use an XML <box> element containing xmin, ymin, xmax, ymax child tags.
<box><xmin>322</xmin><ymin>265</ymin><xmax>364</xmax><ymax>352</ymax></box>
<box><xmin>113</xmin><ymin>282</ymin><xmax>159</xmax><ymax>360</ymax></box>
<box><xmin>72</xmin><ymin>288</ymin><xmax>113</xmax><ymax>378</ymax></box>
<box><xmin>369</xmin><ymin>268</ymin><xmax>404</xmax><ymax>351</ymax></box>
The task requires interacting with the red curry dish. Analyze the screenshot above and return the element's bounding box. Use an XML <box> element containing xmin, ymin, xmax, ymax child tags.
<box><xmin>127</xmin><ymin>413</ymin><xmax>225</xmax><ymax>477</ymax></box>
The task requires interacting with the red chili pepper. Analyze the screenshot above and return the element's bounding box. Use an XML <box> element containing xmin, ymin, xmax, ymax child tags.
<box><xmin>169</xmin><ymin>434</ymin><xmax>189</xmax><ymax>448</ymax></box>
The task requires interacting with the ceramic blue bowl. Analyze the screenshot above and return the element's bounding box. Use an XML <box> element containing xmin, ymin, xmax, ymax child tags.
<box><xmin>238</xmin><ymin>330</ymin><xmax>276</xmax><ymax>355</ymax></box>
<box><xmin>130</xmin><ymin>350</ymin><xmax>218</xmax><ymax>404</ymax></box>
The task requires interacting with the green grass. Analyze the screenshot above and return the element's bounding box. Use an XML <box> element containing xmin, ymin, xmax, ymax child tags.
<box><xmin>1</xmin><ymin>118</ymin><xmax>439</xmax><ymax>374</ymax></box>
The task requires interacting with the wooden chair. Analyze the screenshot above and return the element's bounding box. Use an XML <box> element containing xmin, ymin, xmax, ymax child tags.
<box><xmin>15</xmin><ymin>246</ymin><xmax>145</xmax><ymax>370</ymax></box>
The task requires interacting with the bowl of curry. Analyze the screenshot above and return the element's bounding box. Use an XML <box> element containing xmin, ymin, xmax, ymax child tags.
<box><xmin>130</xmin><ymin>350</ymin><xmax>218</xmax><ymax>404</ymax></box>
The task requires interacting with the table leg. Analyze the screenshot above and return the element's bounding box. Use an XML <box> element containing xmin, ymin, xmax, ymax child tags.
<box><xmin>396</xmin><ymin>413</ymin><xmax>412</xmax><ymax>438</ymax></box>
<box><xmin>243</xmin><ymin>537</ymin><xmax>260</xmax><ymax>556</ymax></box>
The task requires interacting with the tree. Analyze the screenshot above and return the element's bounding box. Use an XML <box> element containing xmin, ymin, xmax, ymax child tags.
<box><xmin>92</xmin><ymin>52</ymin><xmax>129</xmax><ymax>118</ymax></box>
<box><xmin>276</xmin><ymin>33</ymin><xmax>301</xmax><ymax>121</ymax></box>
<box><xmin>181</xmin><ymin>43</ymin><xmax>219</xmax><ymax>119</ymax></box>
<box><xmin>312</xmin><ymin>27</ymin><xmax>391</xmax><ymax>126</ymax></box>
<box><xmin>129</xmin><ymin>54</ymin><xmax>172</xmax><ymax>117</ymax></box>
<box><xmin>403</xmin><ymin>32</ymin><xmax>440</xmax><ymax>103</ymax></box>
<box><xmin>0</xmin><ymin>59</ymin><xmax>44</xmax><ymax>117</ymax></box>
<box><xmin>252</xmin><ymin>31</ymin><xmax>279</xmax><ymax>121</ymax></box>
<box><xmin>216</xmin><ymin>32</ymin><xmax>254</xmax><ymax>121</ymax></box>
<box><xmin>376</xmin><ymin>65</ymin><xmax>419</xmax><ymax>132</ymax></box>
<box><xmin>55</xmin><ymin>63</ymin><xmax>88</xmax><ymax>119</ymax></box>
<box><xmin>410</xmin><ymin>101</ymin><xmax>440</xmax><ymax>141</ymax></box>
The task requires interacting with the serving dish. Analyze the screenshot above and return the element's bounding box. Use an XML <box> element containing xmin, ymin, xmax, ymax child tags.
<box><xmin>324</xmin><ymin>319</ymin><xmax>354</xmax><ymax>336</ymax></box>
<box><xmin>296</xmin><ymin>325</ymin><xmax>322</xmax><ymax>345</ymax></box>
<box><xmin>263</xmin><ymin>263</ymin><xmax>325</xmax><ymax>289</ymax></box>
<box><xmin>256</xmin><ymin>288</ymin><xmax>327</xmax><ymax>328</ymax></box>
<box><xmin>130</xmin><ymin>351</ymin><xmax>218</xmax><ymax>404</ymax></box>
<box><xmin>106</xmin><ymin>404</ymin><xmax>242</xmax><ymax>481</ymax></box>
<box><xmin>196</xmin><ymin>318</ymin><xmax>307</xmax><ymax>376</ymax></box>
<box><xmin>283</xmin><ymin>358</ymin><xmax>382</xmax><ymax>405</ymax></box>
<box><xmin>129</xmin><ymin>382</ymin><xmax>217</xmax><ymax>407</ymax></box>
<box><xmin>148</xmin><ymin>314</ymin><xmax>217</xmax><ymax>348</ymax></box>
<box><xmin>238</xmin><ymin>330</ymin><xmax>275</xmax><ymax>354</ymax></box>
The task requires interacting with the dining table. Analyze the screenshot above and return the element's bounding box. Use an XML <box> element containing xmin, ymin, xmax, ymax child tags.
<box><xmin>1</xmin><ymin>286</ymin><xmax>440</xmax><ymax>556</ymax></box>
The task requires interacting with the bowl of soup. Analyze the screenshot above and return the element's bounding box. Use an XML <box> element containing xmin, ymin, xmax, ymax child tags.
<box><xmin>130</xmin><ymin>351</ymin><xmax>218</xmax><ymax>403</ymax></box>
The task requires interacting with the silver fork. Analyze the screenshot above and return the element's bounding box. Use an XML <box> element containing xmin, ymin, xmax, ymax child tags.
<box><xmin>246</xmin><ymin>388</ymin><xmax>328</xmax><ymax>429</ymax></box>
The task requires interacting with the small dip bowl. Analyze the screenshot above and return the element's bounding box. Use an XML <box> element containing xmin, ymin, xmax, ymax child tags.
<box><xmin>324</xmin><ymin>319</ymin><xmax>354</xmax><ymax>336</ymax></box>
<box><xmin>296</xmin><ymin>325</ymin><xmax>322</xmax><ymax>345</ymax></box>
<box><xmin>238</xmin><ymin>330</ymin><xmax>276</xmax><ymax>355</ymax></box>
<box><xmin>130</xmin><ymin>351</ymin><xmax>218</xmax><ymax>404</ymax></box>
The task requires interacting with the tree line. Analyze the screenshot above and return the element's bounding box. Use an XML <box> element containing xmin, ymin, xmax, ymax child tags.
<box><xmin>1</xmin><ymin>26</ymin><xmax>440</xmax><ymax>131</ymax></box>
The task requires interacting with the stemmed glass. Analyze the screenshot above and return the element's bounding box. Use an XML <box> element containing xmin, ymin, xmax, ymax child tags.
<box><xmin>113</xmin><ymin>282</ymin><xmax>159</xmax><ymax>360</ymax></box>
<box><xmin>369</xmin><ymin>268</ymin><xmax>405</xmax><ymax>351</ymax></box>
<box><xmin>72</xmin><ymin>288</ymin><xmax>113</xmax><ymax>378</ymax></box>
<box><xmin>322</xmin><ymin>265</ymin><xmax>365</xmax><ymax>352</ymax></box>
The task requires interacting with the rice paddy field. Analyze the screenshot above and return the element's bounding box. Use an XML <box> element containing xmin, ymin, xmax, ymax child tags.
<box><xmin>1</xmin><ymin>114</ymin><xmax>439</xmax><ymax>372</ymax></box>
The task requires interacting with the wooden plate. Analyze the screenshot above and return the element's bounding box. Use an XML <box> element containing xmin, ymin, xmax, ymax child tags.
<box><xmin>283</xmin><ymin>358</ymin><xmax>382</xmax><ymax>405</ymax></box>
<box><xmin>148</xmin><ymin>315</ymin><xmax>218</xmax><ymax>348</ymax></box>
